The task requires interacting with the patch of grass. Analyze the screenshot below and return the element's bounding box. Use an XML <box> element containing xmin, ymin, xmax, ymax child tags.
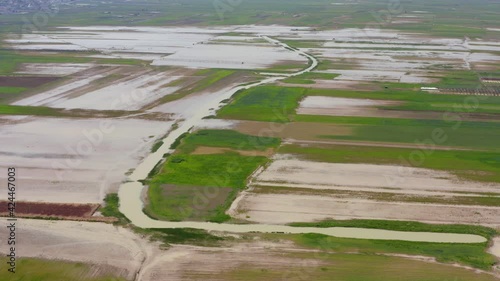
<box><xmin>296</xmin><ymin>115</ymin><xmax>500</xmax><ymax>151</ymax></box>
<box><xmin>293</xmin><ymin>233</ymin><xmax>496</xmax><ymax>270</ymax></box>
<box><xmin>0</xmin><ymin>257</ymin><xmax>126</xmax><ymax>281</ymax></box>
<box><xmin>100</xmin><ymin>193</ymin><xmax>129</xmax><ymax>224</ymax></box>
<box><xmin>170</xmin><ymin>132</ymin><xmax>189</xmax><ymax>149</ymax></box>
<box><xmin>133</xmin><ymin>227</ymin><xmax>225</xmax><ymax>247</ymax></box>
<box><xmin>0</xmin><ymin>86</ymin><xmax>27</xmax><ymax>103</ymax></box>
<box><xmin>151</xmin><ymin>140</ymin><xmax>164</xmax><ymax>153</ymax></box>
<box><xmin>282</xmin><ymin>69</ymin><xmax>340</xmax><ymax>84</ymax></box>
<box><xmin>0</xmin><ymin>49</ymin><xmax>143</xmax><ymax>75</ymax></box>
<box><xmin>147</xmin><ymin>153</ymin><xmax>267</xmax><ymax>221</ymax></box>
<box><xmin>178</xmin><ymin>129</ymin><xmax>281</xmax><ymax>154</ymax></box>
<box><xmin>289</xmin><ymin>219</ymin><xmax>497</xmax><ymax>240</ymax></box>
<box><xmin>217</xmin><ymin>251</ymin><xmax>498</xmax><ymax>281</ymax></box>
<box><xmin>217</xmin><ymin>86</ymin><xmax>307</xmax><ymax>122</ymax></box>
<box><xmin>279</xmin><ymin>144</ymin><xmax>500</xmax><ymax>183</ymax></box>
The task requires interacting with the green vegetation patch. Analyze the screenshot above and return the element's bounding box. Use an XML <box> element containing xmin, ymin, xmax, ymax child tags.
<box><xmin>0</xmin><ymin>86</ymin><xmax>26</xmax><ymax>94</ymax></box>
<box><xmin>151</xmin><ymin>153</ymin><xmax>266</xmax><ymax>188</ymax></box>
<box><xmin>147</xmin><ymin>129</ymin><xmax>278</xmax><ymax>221</ymax></box>
<box><xmin>216</xmin><ymin>252</ymin><xmax>497</xmax><ymax>281</ymax></box>
<box><xmin>283</xmin><ymin>72</ymin><xmax>340</xmax><ymax>84</ymax></box>
<box><xmin>306</xmin><ymin>87</ymin><xmax>500</xmax><ymax>114</ymax></box>
<box><xmin>217</xmin><ymin>86</ymin><xmax>307</xmax><ymax>122</ymax></box>
<box><xmin>178</xmin><ymin>129</ymin><xmax>281</xmax><ymax>154</ymax></box>
<box><xmin>0</xmin><ymin>104</ymin><xmax>66</xmax><ymax>116</ymax></box>
<box><xmin>294</xmin><ymin>234</ymin><xmax>496</xmax><ymax>270</ymax></box>
<box><xmin>133</xmin><ymin>227</ymin><xmax>225</xmax><ymax>247</ymax></box>
<box><xmin>100</xmin><ymin>193</ymin><xmax>129</xmax><ymax>224</ymax></box>
<box><xmin>296</xmin><ymin>115</ymin><xmax>500</xmax><ymax>151</ymax></box>
<box><xmin>0</xmin><ymin>257</ymin><xmax>126</xmax><ymax>281</ymax></box>
<box><xmin>147</xmin><ymin>153</ymin><xmax>267</xmax><ymax>221</ymax></box>
<box><xmin>289</xmin><ymin>219</ymin><xmax>497</xmax><ymax>240</ymax></box>
<box><xmin>158</xmin><ymin>69</ymin><xmax>235</xmax><ymax>104</ymax></box>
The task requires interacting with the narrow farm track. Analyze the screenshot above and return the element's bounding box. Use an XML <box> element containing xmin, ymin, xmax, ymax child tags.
<box><xmin>118</xmin><ymin>37</ymin><xmax>487</xmax><ymax>244</ymax></box>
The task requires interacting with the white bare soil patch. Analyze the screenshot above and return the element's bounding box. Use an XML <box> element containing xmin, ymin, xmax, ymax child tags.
<box><xmin>0</xmin><ymin>116</ymin><xmax>173</xmax><ymax>203</ymax></box>
<box><xmin>298</xmin><ymin>96</ymin><xmax>398</xmax><ymax>117</ymax></box>
<box><xmin>254</xmin><ymin>159</ymin><xmax>500</xmax><ymax>194</ymax></box>
<box><xmin>50</xmin><ymin>71</ymin><xmax>183</xmax><ymax>111</ymax></box>
<box><xmin>233</xmin><ymin>158</ymin><xmax>500</xmax><ymax>225</ymax></box>
<box><xmin>16</xmin><ymin>63</ymin><xmax>94</xmax><ymax>76</ymax></box>
<box><xmin>233</xmin><ymin>193</ymin><xmax>500</xmax><ymax>225</ymax></box>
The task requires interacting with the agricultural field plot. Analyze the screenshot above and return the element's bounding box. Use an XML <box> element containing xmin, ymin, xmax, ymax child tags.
<box><xmin>0</xmin><ymin>115</ymin><xmax>174</xmax><ymax>204</ymax></box>
<box><xmin>1</xmin><ymin>1</ymin><xmax>500</xmax><ymax>280</ymax></box>
<box><xmin>145</xmin><ymin>130</ymin><xmax>280</xmax><ymax>222</ymax></box>
<box><xmin>143</xmin><ymin>240</ymin><xmax>499</xmax><ymax>281</ymax></box>
<box><xmin>296</xmin><ymin>96</ymin><xmax>500</xmax><ymax>121</ymax></box>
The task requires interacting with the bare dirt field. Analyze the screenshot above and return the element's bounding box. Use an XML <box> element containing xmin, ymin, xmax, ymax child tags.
<box><xmin>235</xmin><ymin>121</ymin><xmax>352</xmax><ymax>141</ymax></box>
<box><xmin>254</xmin><ymin>159</ymin><xmax>500</xmax><ymax>194</ymax></box>
<box><xmin>191</xmin><ymin>146</ymin><xmax>274</xmax><ymax>157</ymax></box>
<box><xmin>232</xmin><ymin>193</ymin><xmax>500</xmax><ymax>225</ymax></box>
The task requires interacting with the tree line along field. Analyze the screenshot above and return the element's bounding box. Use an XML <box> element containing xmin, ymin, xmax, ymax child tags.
<box><xmin>145</xmin><ymin>130</ymin><xmax>281</xmax><ymax>222</ymax></box>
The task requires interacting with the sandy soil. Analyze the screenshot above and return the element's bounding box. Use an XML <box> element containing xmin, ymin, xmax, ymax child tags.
<box><xmin>254</xmin><ymin>159</ymin><xmax>500</xmax><ymax>194</ymax></box>
<box><xmin>277</xmin><ymin>79</ymin><xmax>377</xmax><ymax>91</ymax></box>
<box><xmin>233</xmin><ymin>193</ymin><xmax>500</xmax><ymax>225</ymax></box>
<box><xmin>234</xmin><ymin>121</ymin><xmax>352</xmax><ymax>141</ymax></box>
<box><xmin>1</xmin><ymin>219</ymin><xmax>494</xmax><ymax>280</ymax></box>
<box><xmin>296</xmin><ymin>96</ymin><xmax>497</xmax><ymax>121</ymax></box>
<box><xmin>0</xmin><ymin>116</ymin><xmax>173</xmax><ymax>203</ymax></box>
<box><xmin>16</xmin><ymin>63</ymin><xmax>94</xmax><ymax>76</ymax></box>
<box><xmin>12</xmin><ymin>66</ymin><xmax>119</xmax><ymax>106</ymax></box>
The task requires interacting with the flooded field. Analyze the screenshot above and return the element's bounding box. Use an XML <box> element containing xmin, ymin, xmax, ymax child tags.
<box><xmin>0</xmin><ymin>116</ymin><xmax>174</xmax><ymax>203</ymax></box>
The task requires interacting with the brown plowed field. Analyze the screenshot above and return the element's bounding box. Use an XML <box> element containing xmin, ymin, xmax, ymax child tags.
<box><xmin>0</xmin><ymin>201</ymin><xmax>99</xmax><ymax>218</ymax></box>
